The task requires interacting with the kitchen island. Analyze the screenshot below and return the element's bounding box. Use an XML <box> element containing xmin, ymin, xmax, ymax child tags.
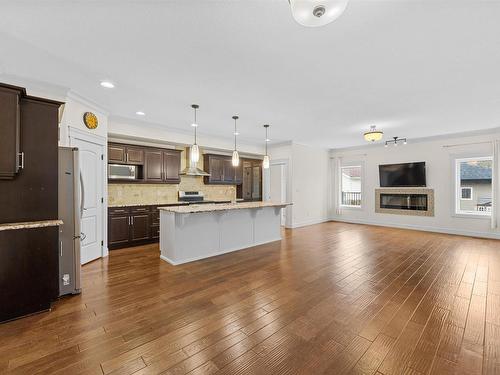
<box><xmin>159</xmin><ymin>202</ymin><xmax>291</xmax><ymax>265</ymax></box>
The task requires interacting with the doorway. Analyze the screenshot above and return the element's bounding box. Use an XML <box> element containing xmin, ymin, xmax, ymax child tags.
<box><xmin>269</xmin><ymin>161</ymin><xmax>288</xmax><ymax>226</ymax></box>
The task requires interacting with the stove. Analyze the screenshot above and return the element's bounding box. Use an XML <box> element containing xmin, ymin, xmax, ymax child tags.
<box><xmin>178</xmin><ymin>191</ymin><xmax>230</xmax><ymax>205</ymax></box>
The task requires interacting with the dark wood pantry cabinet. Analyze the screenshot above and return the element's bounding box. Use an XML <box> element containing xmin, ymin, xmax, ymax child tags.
<box><xmin>0</xmin><ymin>84</ymin><xmax>23</xmax><ymax>180</ymax></box>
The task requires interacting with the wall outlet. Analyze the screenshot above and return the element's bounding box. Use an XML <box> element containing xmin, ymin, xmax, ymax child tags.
<box><xmin>62</xmin><ymin>274</ymin><xmax>70</xmax><ymax>286</ymax></box>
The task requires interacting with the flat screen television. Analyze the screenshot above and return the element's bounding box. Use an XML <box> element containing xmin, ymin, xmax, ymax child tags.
<box><xmin>379</xmin><ymin>162</ymin><xmax>426</xmax><ymax>187</ymax></box>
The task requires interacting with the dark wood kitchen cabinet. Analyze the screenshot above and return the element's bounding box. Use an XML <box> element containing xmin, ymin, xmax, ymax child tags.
<box><xmin>203</xmin><ymin>154</ymin><xmax>242</xmax><ymax>184</ymax></box>
<box><xmin>144</xmin><ymin>150</ymin><xmax>163</xmax><ymax>182</ymax></box>
<box><xmin>163</xmin><ymin>150</ymin><xmax>181</xmax><ymax>183</ymax></box>
<box><xmin>108</xmin><ymin>205</ymin><xmax>165</xmax><ymax>249</ymax></box>
<box><xmin>240</xmin><ymin>158</ymin><xmax>262</xmax><ymax>201</ymax></box>
<box><xmin>108</xmin><ymin>143</ymin><xmax>144</xmax><ymax>165</ymax></box>
<box><xmin>108</xmin><ymin>142</ymin><xmax>181</xmax><ymax>184</ymax></box>
<box><xmin>0</xmin><ymin>84</ymin><xmax>23</xmax><ymax>180</ymax></box>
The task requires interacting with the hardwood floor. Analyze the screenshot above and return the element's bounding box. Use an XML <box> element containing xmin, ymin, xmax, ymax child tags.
<box><xmin>1</xmin><ymin>221</ymin><xmax>499</xmax><ymax>374</ymax></box>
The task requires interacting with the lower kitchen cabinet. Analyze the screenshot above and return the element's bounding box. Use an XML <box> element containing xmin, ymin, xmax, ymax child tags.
<box><xmin>108</xmin><ymin>205</ymin><xmax>161</xmax><ymax>249</ymax></box>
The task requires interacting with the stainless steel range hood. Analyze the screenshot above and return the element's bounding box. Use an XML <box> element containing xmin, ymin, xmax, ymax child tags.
<box><xmin>179</xmin><ymin>147</ymin><xmax>210</xmax><ymax>176</ymax></box>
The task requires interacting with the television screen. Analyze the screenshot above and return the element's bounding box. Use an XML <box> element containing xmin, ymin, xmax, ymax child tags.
<box><xmin>379</xmin><ymin>162</ymin><xmax>426</xmax><ymax>187</ymax></box>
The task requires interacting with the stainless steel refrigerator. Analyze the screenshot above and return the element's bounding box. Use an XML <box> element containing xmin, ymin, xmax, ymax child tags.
<box><xmin>58</xmin><ymin>147</ymin><xmax>82</xmax><ymax>296</ymax></box>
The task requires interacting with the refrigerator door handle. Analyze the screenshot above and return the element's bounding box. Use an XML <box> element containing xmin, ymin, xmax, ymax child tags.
<box><xmin>79</xmin><ymin>172</ymin><xmax>85</xmax><ymax>217</ymax></box>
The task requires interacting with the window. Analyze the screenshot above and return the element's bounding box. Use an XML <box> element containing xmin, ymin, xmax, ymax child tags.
<box><xmin>341</xmin><ymin>165</ymin><xmax>362</xmax><ymax>207</ymax></box>
<box><xmin>455</xmin><ymin>157</ymin><xmax>492</xmax><ymax>216</ymax></box>
<box><xmin>460</xmin><ymin>187</ymin><xmax>473</xmax><ymax>200</ymax></box>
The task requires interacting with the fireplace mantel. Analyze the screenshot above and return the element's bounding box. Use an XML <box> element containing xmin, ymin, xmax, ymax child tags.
<box><xmin>375</xmin><ymin>188</ymin><xmax>434</xmax><ymax>217</ymax></box>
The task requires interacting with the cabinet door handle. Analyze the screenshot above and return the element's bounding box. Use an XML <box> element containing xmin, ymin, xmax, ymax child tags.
<box><xmin>131</xmin><ymin>216</ymin><xmax>134</xmax><ymax>225</ymax></box>
<box><xmin>18</xmin><ymin>152</ymin><xmax>25</xmax><ymax>169</ymax></box>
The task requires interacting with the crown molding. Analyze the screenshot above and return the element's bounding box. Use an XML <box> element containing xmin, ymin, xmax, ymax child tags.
<box><xmin>331</xmin><ymin>126</ymin><xmax>500</xmax><ymax>153</ymax></box>
<box><xmin>66</xmin><ymin>90</ymin><xmax>110</xmax><ymax>116</ymax></box>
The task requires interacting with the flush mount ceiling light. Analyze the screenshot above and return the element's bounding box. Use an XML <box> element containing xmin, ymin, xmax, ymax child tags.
<box><xmin>363</xmin><ymin>125</ymin><xmax>384</xmax><ymax>142</ymax></box>
<box><xmin>135</xmin><ymin>111</ymin><xmax>145</xmax><ymax>116</ymax></box>
<box><xmin>100</xmin><ymin>80</ymin><xmax>115</xmax><ymax>89</ymax></box>
<box><xmin>288</xmin><ymin>0</ymin><xmax>349</xmax><ymax>27</ymax></box>
<box><xmin>263</xmin><ymin>124</ymin><xmax>270</xmax><ymax>169</ymax></box>
<box><xmin>385</xmin><ymin>136</ymin><xmax>407</xmax><ymax>147</ymax></box>
<box><xmin>190</xmin><ymin>104</ymin><xmax>200</xmax><ymax>163</ymax></box>
<box><xmin>232</xmin><ymin>115</ymin><xmax>240</xmax><ymax>167</ymax></box>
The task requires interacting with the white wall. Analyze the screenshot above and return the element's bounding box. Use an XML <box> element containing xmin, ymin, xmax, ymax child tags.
<box><xmin>268</xmin><ymin>142</ymin><xmax>330</xmax><ymax>229</ymax></box>
<box><xmin>59</xmin><ymin>92</ymin><xmax>109</xmax><ymax>146</ymax></box>
<box><xmin>330</xmin><ymin>131</ymin><xmax>500</xmax><ymax>239</ymax></box>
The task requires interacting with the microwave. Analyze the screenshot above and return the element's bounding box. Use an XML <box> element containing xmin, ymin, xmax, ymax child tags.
<box><xmin>108</xmin><ymin>164</ymin><xmax>138</xmax><ymax>180</ymax></box>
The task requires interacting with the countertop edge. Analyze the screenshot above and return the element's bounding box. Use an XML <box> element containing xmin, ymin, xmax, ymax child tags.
<box><xmin>158</xmin><ymin>202</ymin><xmax>292</xmax><ymax>214</ymax></box>
<box><xmin>0</xmin><ymin>220</ymin><xmax>64</xmax><ymax>232</ymax></box>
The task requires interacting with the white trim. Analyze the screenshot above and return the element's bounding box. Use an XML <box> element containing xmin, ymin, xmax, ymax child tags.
<box><xmin>288</xmin><ymin>217</ymin><xmax>329</xmax><ymax>229</ymax></box>
<box><xmin>453</xmin><ymin>155</ymin><xmax>493</xmax><ymax>218</ymax></box>
<box><xmin>68</xmin><ymin>126</ymin><xmax>107</xmax><ymax>145</ymax></box>
<box><xmin>331</xmin><ymin>127</ymin><xmax>500</xmax><ymax>153</ymax></box>
<box><xmin>66</xmin><ymin>90</ymin><xmax>110</xmax><ymax>116</ymax></box>
<box><xmin>329</xmin><ymin>217</ymin><xmax>500</xmax><ymax>240</ymax></box>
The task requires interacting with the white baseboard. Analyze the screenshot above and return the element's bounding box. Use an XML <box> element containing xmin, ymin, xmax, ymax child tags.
<box><xmin>329</xmin><ymin>216</ymin><xmax>500</xmax><ymax>240</ymax></box>
<box><xmin>287</xmin><ymin>217</ymin><xmax>329</xmax><ymax>229</ymax></box>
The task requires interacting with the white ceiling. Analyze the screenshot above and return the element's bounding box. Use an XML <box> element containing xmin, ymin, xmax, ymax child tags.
<box><xmin>1</xmin><ymin>0</ymin><xmax>499</xmax><ymax>148</ymax></box>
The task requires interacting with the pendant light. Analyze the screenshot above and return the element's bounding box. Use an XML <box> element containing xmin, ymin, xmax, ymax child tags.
<box><xmin>190</xmin><ymin>104</ymin><xmax>200</xmax><ymax>163</ymax></box>
<box><xmin>263</xmin><ymin>124</ymin><xmax>270</xmax><ymax>169</ymax></box>
<box><xmin>289</xmin><ymin>0</ymin><xmax>349</xmax><ymax>28</ymax></box>
<box><xmin>232</xmin><ymin>115</ymin><xmax>240</xmax><ymax>167</ymax></box>
<box><xmin>364</xmin><ymin>125</ymin><xmax>384</xmax><ymax>142</ymax></box>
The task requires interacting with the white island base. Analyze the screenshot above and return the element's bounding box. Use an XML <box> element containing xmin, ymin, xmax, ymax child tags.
<box><xmin>159</xmin><ymin>202</ymin><xmax>290</xmax><ymax>265</ymax></box>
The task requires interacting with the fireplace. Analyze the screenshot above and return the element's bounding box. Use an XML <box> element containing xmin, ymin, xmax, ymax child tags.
<box><xmin>380</xmin><ymin>193</ymin><xmax>428</xmax><ymax>211</ymax></box>
<box><xmin>375</xmin><ymin>188</ymin><xmax>434</xmax><ymax>216</ymax></box>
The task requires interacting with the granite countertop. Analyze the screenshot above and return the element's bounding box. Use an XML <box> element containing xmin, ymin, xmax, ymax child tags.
<box><xmin>158</xmin><ymin>201</ymin><xmax>292</xmax><ymax>214</ymax></box>
<box><xmin>109</xmin><ymin>202</ymin><xmax>190</xmax><ymax>208</ymax></box>
<box><xmin>0</xmin><ymin>220</ymin><xmax>63</xmax><ymax>232</ymax></box>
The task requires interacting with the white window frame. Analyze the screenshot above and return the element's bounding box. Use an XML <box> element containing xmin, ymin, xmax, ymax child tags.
<box><xmin>460</xmin><ymin>187</ymin><xmax>473</xmax><ymax>200</ymax></box>
<box><xmin>340</xmin><ymin>163</ymin><xmax>363</xmax><ymax>209</ymax></box>
<box><xmin>454</xmin><ymin>156</ymin><xmax>492</xmax><ymax>217</ymax></box>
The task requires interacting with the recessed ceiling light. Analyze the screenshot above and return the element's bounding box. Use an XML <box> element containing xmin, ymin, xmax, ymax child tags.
<box><xmin>136</xmin><ymin>111</ymin><xmax>145</xmax><ymax>116</ymax></box>
<box><xmin>265</xmin><ymin>138</ymin><xmax>271</xmax><ymax>142</ymax></box>
<box><xmin>191</xmin><ymin>123</ymin><xmax>198</xmax><ymax>127</ymax></box>
<box><xmin>234</xmin><ymin>132</ymin><xmax>239</xmax><ymax>136</ymax></box>
<box><xmin>100</xmin><ymin>80</ymin><xmax>115</xmax><ymax>89</ymax></box>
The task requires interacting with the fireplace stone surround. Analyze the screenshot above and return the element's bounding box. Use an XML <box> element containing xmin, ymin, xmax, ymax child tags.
<box><xmin>375</xmin><ymin>188</ymin><xmax>434</xmax><ymax>217</ymax></box>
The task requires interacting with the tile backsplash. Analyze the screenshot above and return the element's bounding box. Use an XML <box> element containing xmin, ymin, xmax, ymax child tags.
<box><xmin>108</xmin><ymin>176</ymin><xmax>236</xmax><ymax>206</ymax></box>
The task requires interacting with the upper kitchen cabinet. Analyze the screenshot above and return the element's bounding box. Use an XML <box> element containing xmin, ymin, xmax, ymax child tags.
<box><xmin>162</xmin><ymin>150</ymin><xmax>181</xmax><ymax>183</ymax></box>
<box><xmin>203</xmin><ymin>154</ymin><xmax>242</xmax><ymax>185</ymax></box>
<box><xmin>144</xmin><ymin>149</ymin><xmax>163</xmax><ymax>182</ymax></box>
<box><xmin>108</xmin><ymin>143</ymin><xmax>144</xmax><ymax>165</ymax></box>
<box><xmin>108</xmin><ymin>142</ymin><xmax>181</xmax><ymax>184</ymax></box>
<box><xmin>0</xmin><ymin>84</ymin><xmax>24</xmax><ymax>180</ymax></box>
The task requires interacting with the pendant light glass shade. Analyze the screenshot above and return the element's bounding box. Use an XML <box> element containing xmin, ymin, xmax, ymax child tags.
<box><xmin>263</xmin><ymin>124</ymin><xmax>270</xmax><ymax>169</ymax></box>
<box><xmin>190</xmin><ymin>104</ymin><xmax>200</xmax><ymax>163</ymax></box>
<box><xmin>232</xmin><ymin>115</ymin><xmax>240</xmax><ymax>167</ymax></box>
<box><xmin>232</xmin><ymin>150</ymin><xmax>240</xmax><ymax>167</ymax></box>
<box><xmin>263</xmin><ymin>155</ymin><xmax>270</xmax><ymax>169</ymax></box>
<box><xmin>190</xmin><ymin>144</ymin><xmax>200</xmax><ymax>164</ymax></box>
<box><xmin>289</xmin><ymin>0</ymin><xmax>348</xmax><ymax>27</ymax></box>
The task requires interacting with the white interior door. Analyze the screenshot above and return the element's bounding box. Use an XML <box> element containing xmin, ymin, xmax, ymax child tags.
<box><xmin>71</xmin><ymin>138</ymin><xmax>104</xmax><ymax>264</ymax></box>
<box><xmin>270</xmin><ymin>164</ymin><xmax>287</xmax><ymax>226</ymax></box>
